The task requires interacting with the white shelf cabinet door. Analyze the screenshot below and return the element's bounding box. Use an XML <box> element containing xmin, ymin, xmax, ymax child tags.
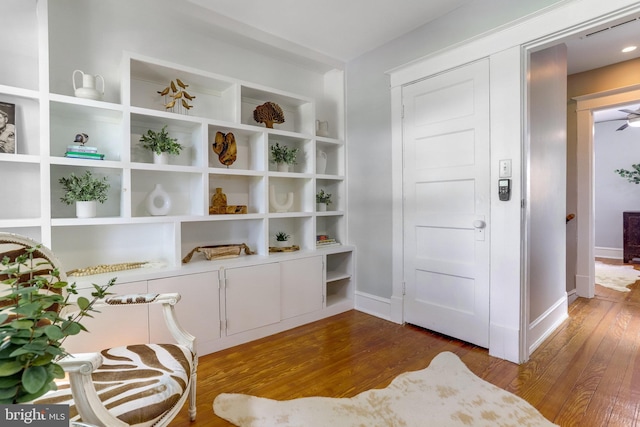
<box><xmin>224</xmin><ymin>263</ymin><xmax>280</xmax><ymax>336</ymax></box>
<box><xmin>281</xmin><ymin>256</ymin><xmax>323</xmax><ymax>320</ymax></box>
<box><xmin>148</xmin><ymin>271</ymin><xmax>220</xmax><ymax>354</ymax></box>
<box><xmin>63</xmin><ymin>280</ymin><xmax>149</xmax><ymax>354</ymax></box>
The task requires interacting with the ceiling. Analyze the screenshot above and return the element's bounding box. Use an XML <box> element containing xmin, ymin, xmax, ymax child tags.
<box><xmin>186</xmin><ymin>0</ymin><xmax>472</xmax><ymax>63</ymax></box>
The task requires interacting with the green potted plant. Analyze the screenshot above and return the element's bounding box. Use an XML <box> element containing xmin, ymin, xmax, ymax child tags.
<box><xmin>270</xmin><ymin>142</ymin><xmax>299</xmax><ymax>172</ymax></box>
<box><xmin>615</xmin><ymin>163</ymin><xmax>640</xmax><ymax>184</ymax></box>
<box><xmin>0</xmin><ymin>243</ymin><xmax>115</xmax><ymax>403</ymax></box>
<box><xmin>316</xmin><ymin>189</ymin><xmax>332</xmax><ymax>212</ymax></box>
<box><xmin>59</xmin><ymin>170</ymin><xmax>110</xmax><ymax>218</ymax></box>
<box><xmin>139</xmin><ymin>125</ymin><xmax>183</xmax><ymax>164</ymax></box>
<box><xmin>274</xmin><ymin>231</ymin><xmax>291</xmax><ymax>248</ymax></box>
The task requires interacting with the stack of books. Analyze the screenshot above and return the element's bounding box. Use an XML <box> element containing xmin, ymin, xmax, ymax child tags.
<box><xmin>316</xmin><ymin>234</ymin><xmax>341</xmax><ymax>248</ymax></box>
<box><xmin>65</xmin><ymin>144</ymin><xmax>105</xmax><ymax>160</ymax></box>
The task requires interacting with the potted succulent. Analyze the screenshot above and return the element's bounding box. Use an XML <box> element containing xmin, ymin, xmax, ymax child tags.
<box><xmin>270</xmin><ymin>142</ymin><xmax>299</xmax><ymax>172</ymax></box>
<box><xmin>316</xmin><ymin>189</ymin><xmax>332</xmax><ymax>212</ymax></box>
<box><xmin>0</xmin><ymin>243</ymin><xmax>115</xmax><ymax>403</ymax></box>
<box><xmin>139</xmin><ymin>125</ymin><xmax>183</xmax><ymax>164</ymax></box>
<box><xmin>59</xmin><ymin>170</ymin><xmax>110</xmax><ymax>218</ymax></box>
<box><xmin>274</xmin><ymin>231</ymin><xmax>291</xmax><ymax>248</ymax></box>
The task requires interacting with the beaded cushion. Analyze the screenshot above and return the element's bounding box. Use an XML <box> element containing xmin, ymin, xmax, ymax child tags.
<box><xmin>36</xmin><ymin>343</ymin><xmax>194</xmax><ymax>426</ymax></box>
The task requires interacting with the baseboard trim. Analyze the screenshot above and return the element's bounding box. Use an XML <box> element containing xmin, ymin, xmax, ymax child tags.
<box><xmin>595</xmin><ymin>246</ymin><xmax>622</xmax><ymax>259</ymax></box>
<box><xmin>354</xmin><ymin>291</ymin><xmax>393</xmax><ymax>322</ymax></box>
<box><xmin>528</xmin><ymin>294</ymin><xmax>568</xmax><ymax>355</ymax></box>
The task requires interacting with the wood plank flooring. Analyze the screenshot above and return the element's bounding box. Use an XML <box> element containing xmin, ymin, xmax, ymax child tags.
<box><xmin>171</xmin><ymin>260</ymin><xmax>640</xmax><ymax>426</ymax></box>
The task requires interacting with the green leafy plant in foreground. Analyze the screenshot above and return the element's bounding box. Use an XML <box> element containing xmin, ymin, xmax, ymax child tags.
<box><xmin>270</xmin><ymin>142</ymin><xmax>299</xmax><ymax>165</ymax></box>
<box><xmin>0</xmin><ymin>245</ymin><xmax>115</xmax><ymax>403</ymax></box>
<box><xmin>275</xmin><ymin>231</ymin><xmax>290</xmax><ymax>242</ymax></box>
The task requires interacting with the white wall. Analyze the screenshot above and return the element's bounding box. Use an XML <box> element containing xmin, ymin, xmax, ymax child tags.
<box><xmin>47</xmin><ymin>0</ymin><xmax>327</xmax><ymax>105</ymax></box>
<box><xmin>595</xmin><ymin>122</ymin><xmax>640</xmax><ymax>251</ymax></box>
<box><xmin>347</xmin><ymin>0</ymin><xmax>566</xmax><ymax>304</ymax></box>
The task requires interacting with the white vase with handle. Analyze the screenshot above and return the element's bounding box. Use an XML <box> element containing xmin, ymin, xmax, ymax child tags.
<box><xmin>146</xmin><ymin>184</ymin><xmax>171</xmax><ymax>216</ymax></box>
<box><xmin>73</xmin><ymin>70</ymin><xmax>105</xmax><ymax>101</ymax></box>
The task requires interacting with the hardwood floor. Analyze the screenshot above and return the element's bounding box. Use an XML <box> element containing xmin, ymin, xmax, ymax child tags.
<box><xmin>171</xmin><ymin>263</ymin><xmax>640</xmax><ymax>426</ymax></box>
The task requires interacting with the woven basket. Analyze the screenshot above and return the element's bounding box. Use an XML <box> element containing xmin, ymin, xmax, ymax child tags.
<box><xmin>182</xmin><ymin>243</ymin><xmax>254</xmax><ymax>263</ymax></box>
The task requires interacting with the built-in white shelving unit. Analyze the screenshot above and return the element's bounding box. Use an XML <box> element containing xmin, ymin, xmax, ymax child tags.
<box><xmin>1</xmin><ymin>0</ymin><xmax>354</xmax><ymax>355</ymax></box>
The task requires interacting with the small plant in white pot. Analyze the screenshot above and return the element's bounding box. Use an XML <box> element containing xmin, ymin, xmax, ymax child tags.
<box><xmin>316</xmin><ymin>189</ymin><xmax>332</xmax><ymax>212</ymax></box>
<box><xmin>270</xmin><ymin>142</ymin><xmax>298</xmax><ymax>172</ymax></box>
<box><xmin>139</xmin><ymin>125</ymin><xmax>183</xmax><ymax>164</ymax></box>
<box><xmin>59</xmin><ymin>170</ymin><xmax>110</xmax><ymax>218</ymax></box>
<box><xmin>274</xmin><ymin>231</ymin><xmax>291</xmax><ymax>248</ymax></box>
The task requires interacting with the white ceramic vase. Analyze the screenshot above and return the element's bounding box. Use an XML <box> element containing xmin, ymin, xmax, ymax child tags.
<box><xmin>275</xmin><ymin>240</ymin><xmax>289</xmax><ymax>248</ymax></box>
<box><xmin>146</xmin><ymin>184</ymin><xmax>171</xmax><ymax>216</ymax></box>
<box><xmin>316</xmin><ymin>202</ymin><xmax>327</xmax><ymax>212</ymax></box>
<box><xmin>153</xmin><ymin>152</ymin><xmax>168</xmax><ymax>165</ymax></box>
<box><xmin>76</xmin><ymin>200</ymin><xmax>97</xmax><ymax>218</ymax></box>
<box><xmin>277</xmin><ymin>162</ymin><xmax>289</xmax><ymax>173</ymax></box>
<box><xmin>73</xmin><ymin>70</ymin><xmax>105</xmax><ymax>101</ymax></box>
<box><xmin>316</xmin><ymin>150</ymin><xmax>327</xmax><ymax>174</ymax></box>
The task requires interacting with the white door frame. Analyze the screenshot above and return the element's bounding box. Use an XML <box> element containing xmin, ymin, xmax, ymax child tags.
<box><xmin>573</xmin><ymin>86</ymin><xmax>640</xmax><ymax>297</ymax></box>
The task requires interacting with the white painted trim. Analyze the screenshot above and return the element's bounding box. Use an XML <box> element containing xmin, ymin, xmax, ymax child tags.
<box><xmin>528</xmin><ymin>294</ymin><xmax>568</xmax><ymax>355</ymax></box>
<box><xmin>489</xmin><ymin>322</ymin><xmax>521</xmax><ymax>363</ymax></box>
<box><xmin>354</xmin><ymin>291</ymin><xmax>392</xmax><ymax>321</ymax></box>
<box><xmin>574</xmin><ymin>87</ymin><xmax>640</xmax><ymax>299</ymax></box>
<box><xmin>595</xmin><ymin>247</ymin><xmax>623</xmax><ymax>259</ymax></box>
<box><xmin>390</xmin><ymin>85</ymin><xmax>405</xmax><ymax>325</ymax></box>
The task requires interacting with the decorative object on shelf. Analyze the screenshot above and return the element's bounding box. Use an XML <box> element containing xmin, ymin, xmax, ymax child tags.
<box><xmin>0</xmin><ymin>101</ymin><xmax>16</xmax><ymax>154</ymax></box>
<box><xmin>157</xmin><ymin>78</ymin><xmax>195</xmax><ymax>114</ymax></box>
<box><xmin>269</xmin><ymin>245</ymin><xmax>300</xmax><ymax>253</ymax></box>
<box><xmin>0</xmin><ymin>234</ymin><xmax>115</xmax><ymax>404</ymax></box>
<box><xmin>58</xmin><ymin>170</ymin><xmax>110</xmax><ymax>218</ymax></box>
<box><xmin>145</xmin><ymin>184</ymin><xmax>172</xmax><ymax>216</ymax></box>
<box><xmin>316</xmin><ymin>189</ymin><xmax>332</xmax><ymax>212</ymax></box>
<box><xmin>74</xmin><ymin>132</ymin><xmax>89</xmax><ymax>145</ymax></box>
<box><xmin>181</xmin><ymin>243</ymin><xmax>255</xmax><ymax>263</ymax></box>
<box><xmin>274</xmin><ymin>231</ymin><xmax>291</xmax><ymax>248</ymax></box>
<box><xmin>316</xmin><ymin>149</ymin><xmax>327</xmax><ymax>174</ymax></box>
<box><xmin>253</xmin><ymin>101</ymin><xmax>285</xmax><ymax>128</ymax></box>
<box><xmin>270</xmin><ymin>142</ymin><xmax>298</xmax><ymax>172</ymax></box>
<box><xmin>139</xmin><ymin>125</ymin><xmax>183</xmax><ymax>164</ymax></box>
<box><xmin>212</xmin><ymin>131</ymin><xmax>237</xmax><ymax>167</ymax></box>
<box><xmin>72</xmin><ymin>69</ymin><xmax>105</xmax><ymax>101</ymax></box>
<box><xmin>317</xmin><ymin>234</ymin><xmax>341</xmax><ymax>247</ymax></box>
<box><xmin>316</xmin><ymin>120</ymin><xmax>329</xmax><ymax>137</ymax></box>
<box><xmin>209</xmin><ymin>187</ymin><xmax>248</xmax><ymax>214</ymax></box>
<box><xmin>270</xmin><ymin>185</ymin><xmax>294</xmax><ymax>213</ymax></box>
<box><xmin>65</xmin><ymin>134</ymin><xmax>105</xmax><ymax>160</ymax></box>
<box><xmin>67</xmin><ymin>261</ymin><xmax>150</xmax><ymax>277</ymax></box>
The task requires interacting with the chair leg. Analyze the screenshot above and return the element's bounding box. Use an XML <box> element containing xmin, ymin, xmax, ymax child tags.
<box><xmin>189</xmin><ymin>369</ymin><xmax>197</xmax><ymax>421</ymax></box>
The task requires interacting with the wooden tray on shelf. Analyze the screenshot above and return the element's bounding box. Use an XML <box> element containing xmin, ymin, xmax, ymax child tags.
<box><xmin>269</xmin><ymin>245</ymin><xmax>300</xmax><ymax>253</ymax></box>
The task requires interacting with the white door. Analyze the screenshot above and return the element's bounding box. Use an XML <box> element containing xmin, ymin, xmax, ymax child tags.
<box><xmin>403</xmin><ymin>59</ymin><xmax>490</xmax><ymax>347</ymax></box>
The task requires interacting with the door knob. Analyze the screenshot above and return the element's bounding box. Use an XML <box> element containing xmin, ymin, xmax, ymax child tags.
<box><xmin>473</xmin><ymin>220</ymin><xmax>486</xmax><ymax>229</ymax></box>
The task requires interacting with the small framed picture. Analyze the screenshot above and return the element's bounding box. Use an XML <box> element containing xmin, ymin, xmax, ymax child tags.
<box><xmin>0</xmin><ymin>102</ymin><xmax>16</xmax><ymax>154</ymax></box>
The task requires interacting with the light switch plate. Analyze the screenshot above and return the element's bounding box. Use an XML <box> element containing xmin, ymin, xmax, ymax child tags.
<box><xmin>499</xmin><ymin>159</ymin><xmax>512</xmax><ymax>178</ymax></box>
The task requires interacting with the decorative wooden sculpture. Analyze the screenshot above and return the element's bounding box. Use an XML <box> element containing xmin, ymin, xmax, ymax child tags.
<box><xmin>253</xmin><ymin>102</ymin><xmax>285</xmax><ymax>128</ymax></box>
<box><xmin>212</xmin><ymin>131</ymin><xmax>237</xmax><ymax>166</ymax></box>
<box><xmin>157</xmin><ymin>78</ymin><xmax>195</xmax><ymax>114</ymax></box>
<box><xmin>209</xmin><ymin>187</ymin><xmax>247</xmax><ymax>215</ymax></box>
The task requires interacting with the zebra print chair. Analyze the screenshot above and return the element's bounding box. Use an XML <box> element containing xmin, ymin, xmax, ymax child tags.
<box><xmin>0</xmin><ymin>233</ymin><xmax>197</xmax><ymax>426</ymax></box>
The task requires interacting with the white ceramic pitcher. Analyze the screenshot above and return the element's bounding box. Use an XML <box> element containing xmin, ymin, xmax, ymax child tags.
<box><xmin>73</xmin><ymin>70</ymin><xmax>105</xmax><ymax>101</ymax></box>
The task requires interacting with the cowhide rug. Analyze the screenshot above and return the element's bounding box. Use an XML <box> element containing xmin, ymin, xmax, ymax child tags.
<box><xmin>595</xmin><ymin>261</ymin><xmax>640</xmax><ymax>292</ymax></box>
<box><xmin>213</xmin><ymin>351</ymin><xmax>557</xmax><ymax>427</ymax></box>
